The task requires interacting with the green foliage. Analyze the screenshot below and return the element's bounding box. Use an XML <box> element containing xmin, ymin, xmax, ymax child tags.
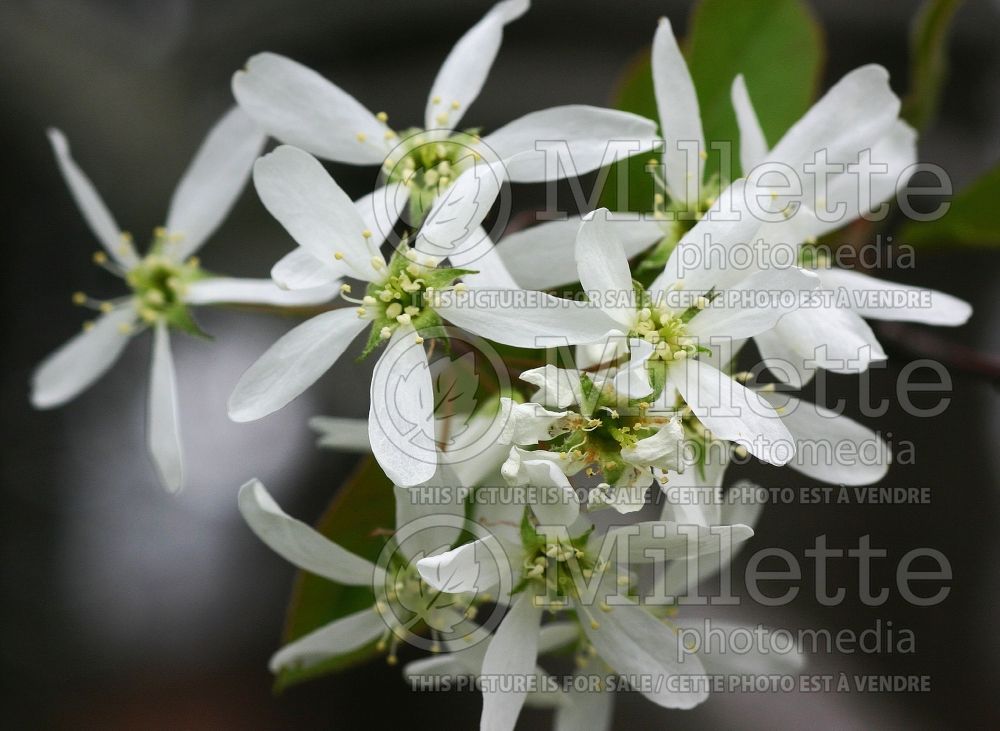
<box><xmin>274</xmin><ymin>456</ymin><xmax>395</xmax><ymax>692</ymax></box>
<box><xmin>898</xmin><ymin>163</ymin><xmax>1000</xmax><ymax>248</ymax></box>
<box><xmin>902</xmin><ymin>0</ymin><xmax>964</xmax><ymax>131</ymax></box>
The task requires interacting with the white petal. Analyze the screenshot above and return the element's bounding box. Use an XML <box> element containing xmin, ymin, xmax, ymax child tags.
<box><xmin>434</xmin><ymin>286</ymin><xmax>620</xmax><ymax>348</ymax></box>
<box><xmin>484</xmin><ymin>106</ymin><xmax>658</xmax><ymax>183</ymax></box>
<box><xmin>672</xmin><ymin>359</ymin><xmax>795</xmax><ymax>465</ymax></box>
<box><xmin>756</xmin><ymin>307</ymin><xmax>886</xmax><ymax>385</ymax></box>
<box><xmin>499</xmin><ymin>398</ymin><xmax>570</xmax><ymax>445</ymax></box>
<box><xmin>480</xmin><ymin>592</ymin><xmax>542</xmax><ymax>731</ymax></box>
<box><xmin>764</xmin><ymin>393</ymin><xmax>890</xmax><ymax>485</ymax></box>
<box><xmin>309</xmin><ymin>416</ymin><xmax>372</xmax><ymax>451</ymax></box>
<box><xmin>519</xmin><ymin>364</ymin><xmax>583</xmax><ymax>408</ymax></box>
<box><xmin>393</xmin><ymin>466</ymin><xmax>468</xmax><ymax>563</ymax></box>
<box><xmin>414</xmin><ymin>161</ymin><xmax>504</xmax><ymax>259</ymax></box>
<box><xmin>228</xmin><ymin>308</ymin><xmax>367</xmax><ymax>422</ymax></box>
<box><xmin>652</xmin><ymin>17</ymin><xmax>704</xmax><ymax>206</ymax></box>
<box><xmin>730</xmin><ymin>74</ymin><xmax>769</xmax><ymax>174</ymax></box>
<box><xmin>817</xmin><ymin>267</ymin><xmax>971</xmax><ymax>326</ymax></box>
<box><xmin>271</xmin><ymin>247</ymin><xmax>342</xmax><ymax>290</ymax></box>
<box><xmin>416</xmin><ymin>535</ymin><xmax>507</xmax><ymax>594</ymax></box>
<box><xmin>609</xmin><ymin>339</ymin><xmax>656</xmax><ymax>400</ymax></box>
<box><xmin>622</xmin><ymin>415</ymin><xmax>684</xmax><ymax>470</ymax></box>
<box><xmin>354</xmin><ymin>182</ymin><xmax>408</xmax><ymax>245</ymax></box>
<box><xmin>522</xmin><ymin>459</ymin><xmax>580</xmax><ymax>526</ymax></box>
<box><xmin>554</xmin><ymin>671</ymin><xmax>614</xmax><ymax>731</ymax></box>
<box><xmin>253</xmin><ymin>145</ymin><xmax>381</xmax><ymax>281</ymax></box>
<box><xmin>600</xmin><ymin>520</ymin><xmax>753</xmax><ymax>563</ymax></box>
<box><xmin>368</xmin><ymin>324</ymin><xmax>437</xmax><ymax>487</ymax></box>
<box><xmin>31</xmin><ymin>307</ymin><xmax>136</xmax><ymax>409</ymax></box>
<box><xmin>165</xmin><ymin>106</ymin><xmax>266</xmax><ymax>259</ymax></box>
<box><xmin>424</xmin><ymin>0</ymin><xmax>529</xmax><ymax>130</ymax></box>
<box><xmin>238</xmin><ymin>479</ymin><xmax>379</xmax><ymax>584</ymax></box>
<box><xmin>676</xmin><ymin>620</ymin><xmax>806</xmax><ymax>675</ymax></box>
<box><xmin>269</xmin><ymin>606</ymin><xmax>385</xmax><ymax>673</ymax></box>
<box><xmin>657</xmin><ymin>458</ymin><xmax>727</xmax><ymax>528</ymax></box>
<box><xmin>684</xmin><ymin>267</ymin><xmax>819</xmax><ymax>339</ymax></box>
<box><xmin>653</xmin><ymin>180</ymin><xmax>764</xmax><ymax>298</ymax></box>
<box><xmin>47</xmin><ymin>129</ymin><xmax>136</xmax><ymax>268</ymax></box>
<box><xmin>496</xmin><ymin>215</ymin><xmax>663</xmax><ymax>291</ymax></box>
<box><xmin>767</xmin><ymin>65</ymin><xmax>900</xmax><ymax>181</ymax></box>
<box><xmin>575</xmin><ymin>208</ymin><xmax>639</xmax><ymax>329</ymax></box>
<box><xmin>233</xmin><ymin>52</ymin><xmax>387</xmax><ymax>164</ymax></box>
<box><xmin>147</xmin><ymin>323</ymin><xmax>183</xmax><ymax>492</ymax></box>
<box><xmin>447</xmin><ymin>227</ymin><xmax>520</xmax><ymax>290</ymax></box>
<box><xmin>185</xmin><ymin>277</ymin><xmax>339</xmax><ymax>306</ymax></box>
<box><xmin>579</xmin><ymin>600</ymin><xmax>708</xmax><ymax>709</ymax></box>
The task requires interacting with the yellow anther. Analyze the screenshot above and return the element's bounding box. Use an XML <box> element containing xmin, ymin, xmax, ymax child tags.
<box><xmin>450</xmin><ymin>100</ymin><xmax>461</xmax><ymax>110</ymax></box>
<box><xmin>92</xmin><ymin>251</ymin><xmax>107</xmax><ymax>264</ymax></box>
<box><xmin>362</xmin><ymin>229</ymin><xmax>373</xmax><ymax>239</ymax></box>
<box><xmin>340</xmin><ymin>283</ymin><xmax>352</xmax><ymax>294</ymax></box>
<box><xmin>435</xmin><ymin>114</ymin><xmax>449</xmax><ymax>126</ymax></box>
<box><xmin>334</xmin><ymin>251</ymin><xmax>345</xmax><ymax>260</ymax></box>
<box><xmin>72</xmin><ymin>292</ymin><xmax>87</xmax><ymax>305</ymax></box>
<box><xmin>187</xmin><ymin>256</ymin><xmax>200</xmax><ymax>268</ymax></box>
<box><xmin>154</xmin><ymin>226</ymin><xmax>168</xmax><ymax>238</ymax></box>
<box><xmin>376</xmin><ymin>111</ymin><xmax>388</xmax><ymax>122</ymax></box>
<box><xmin>432</xmin><ymin>95</ymin><xmax>442</xmax><ymax>105</ymax></box>
<box><xmin>362</xmin><ymin>295</ymin><xmax>376</xmax><ymax>306</ymax></box>
<box><xmin>699</xmin><ymin>150</ymin><xmax>708</xmax><ymax>160</ymax></box>
<box><xmin>380</xmin><ymin>326</ymin><xmax>392</xmax><ymax>339</ymax></box>
<box><xmin>116</xmin><ymin>322</ymin><xmax>133</xmax><ymax>335</ymax></box>
<box><xmin>82</xmin><ymin>320</ymin><xmax>95</xmax><ymax>332</ymax></box>
<box><xmin>414</xmin><ymin>335</ymin><xmax>424</xmax><ymax>345</ymax></box>
<box><xmin>356</xmin><ymin>307</ymin><xmax>367</xmax><ymax>317</ymax></box>
<box><xmin>99</xmin><ymin>302</ymin><xmax>113</xmax><ymax>313</ymax></box>
<box><xmin>356</xmin><ymin>132</ymin><xmax>367</xmax><ymax>143</ymax></box>
<box><xmin>384</xmin><ymin>130</ymin><xmax>396</xmax><ymax>140</ymax></box>
<box><xmin>396</xmin><ymin>313</ymin><xmax>412</xmax><ymax>325</ymax></box>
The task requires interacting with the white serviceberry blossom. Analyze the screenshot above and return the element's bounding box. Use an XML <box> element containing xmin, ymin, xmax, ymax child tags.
<box><xmin>497</xmin><ymin>341</ymin><xmax>687</xmax><ymax>513</ymax></box>
<box><xmin>416</xmin><ymin>503</ymin><xmax>757</xmax><ymax>729</ymax></box>
<box><xmin>238</xmin><ymin>473</ymin><xmax>473</xmax><ymax>671</ymax></box>
<box><xmin>728</xmin><ymin>69</ymin><xmax>973</xmax><ymax>386</ymax></box>
<box><xmin>31</xmin><ymin>108</ymin><xmax>337</xmax><ymax>492</ymax></box>
<box><xmin>228</xmin><ymin>145</ymin><xmax>613</xmax><ymax>487</ymax></box>
<box><xmin>232</xmin><ymin>0</ymin><xmax>658</xmax><ymax>228</ymax></box>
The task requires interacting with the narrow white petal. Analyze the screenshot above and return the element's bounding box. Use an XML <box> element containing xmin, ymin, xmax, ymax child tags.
<box><xmin>652</xmin><ymin>17</ymin><xmax>704</xmax><ymax>206</ymax></box>
<box><xmin>764</xmin><ymin>393</ymin><xmax>890</xmax><ymax>485</ymax></box>
<box><xmin>47</xmin><ymin>129</ymin><xmax>136</xmax><ymax>267</ymax></box>
<box><xmin>496</xmin><ymin>215</ymin><xmax>662</xmax><ymax>291</ymax></box>
<box><xmin>817</xmin><ymin>267</ymin><xmax>971</xmax><ymax>326</ymax></box>
<box><xmin>424</xmin><ymin>0</ymin><xmax>530</xmax><ymax>130</ymax></box>
<box><xmin>483</xmin><ymin>106</ymin><xmax>658</xmax><ymax>183</ymax></box>
<box><xmin>672</xmin><ymin>359</ymin><xmax>795</xmax><ymax>465</ymax></box>
<box><xmin>480</xmin><ymin>592</ymin><xmax>542</xmax><ymax>731</ymax></box>
<box><xmin>755</xmin><ymin>307</ymin><xmax>886</xmax><ymax>385</ymax></box>
<box><xmin>523</xmin><ymin>460</ymin><xmax>580</xmax><ymax>526</ymax></box>
<box><xmin>414</xmin><ymin>161</ymin><xmax>504</xmax><ymax>259</ymax></box>
<box><xmin>447</xmin><ymin>227</ymin><xmax>520</xmax><ymax>290</ymax></box>
<box><xmin>253</xmin><ymin>145</ymin><xmax>381</xmax><ymax>282</ymax></box>
<box><xmin>309</xmin><ymin>416</ymin><xmax>372</xmax><ymax>451</ymax></box>
<box><xmin>233</xmin><ymin>52</ymin><xmax>387</xmax><ymax>164</ymax></box>
<box><xmin>238</xmin><ymin>479</ymin><xmax>379</xmax><ymax>584</ymax></box>
<box><xmin>228</xmin><ymin>308</ymin><xmax>367</xmax><ymax>422</ymax></box>
<box><xmin>499</xmin><ymin>398</ymin><xmax>570</xmax><ymax>445</ymax></box>
<box><xmin>435</xmin><ymin>286</ymin><xmax>620</xmax><ymax>348</ymax></box>
<box><xmin>185</xmin><ymin>277</ymin><xmax>338</xmax><ymax>306</ymax></box>
<box><xmin>271</xmin><ymin>247</ymin><xmax>342</xmax><ymax>290</ymax></box>
<box><xmin>416</xmin><ymin>535</ymin><xmax>506</xmax><ymax>594</ymax></box>
<box><xmin>579</xmin><ymin>600</ymin><xmax>708</xmax><ymax>709</ymax></box>
<box><xmin>684</xmin><ymin>267</ymin><xmax>819</xmax><ymax>340</ymax></box>
<box><xmin>269</xmin><ymin>606</ymin><xmax>385</xmax><ymax>672</ymax></box>
<box><xmin>621</xmin><ymin>415</ymin><xmax>684</xmax><ymax>470</ymax></box>
<box><xmin>575</xmin><ymin>209</ymin><xmax>639</xmax><ymax>329</ymax></box>
<box><xmin>147</xmin><ymin>324</ymin><xmax>183</xmax><ymax>492</ymax></box>
<box><xmin>31</xmin><ymin>307</ymin><xmax>136</xmax><ymax>408</ymax></box>
<box><xmin>393</xmin><ymin>466</ymin><xmax>468</xmax><ymax>563</ymax></box>
<box><xmin>554</xmin><ymin>670</ymin><xmax>614</xmax><ymax>731</ymax></box>
<box><xmin>165</xmin><ymin>106</ymin><xmax>266</xmax><ymax>259</ymax></box>
<box><xmin>601</xmin><ymin>520</ymin><xmax>753</xmax><ymax>563</ymax></box>
<box><xmin>368</xmin><ymin>325</ymin><xmax>437</xmax><ymax>487</ymax></box>
<box><xmin>676</xmin><ymin>620</ymin><xmax>806</xmax><ymax>675</ymax></box>
<box><xmin>768</xmin><ymin>65</ymin><xmax>900</xmax><ymax>181</ymax></box>
<box><xmin>519</xmin><ymin>364</ymin><xmax>583</xmax><ymax>409</ymax></box>
<box><xmin>731</xmin><ymin>74</ymin><xmax>769</xmax><ymax>174</ymax></box>
<box><xmin>354</xmin><ymin>182</ymin><xmax>409</xmax><ymax>245</ymax></box>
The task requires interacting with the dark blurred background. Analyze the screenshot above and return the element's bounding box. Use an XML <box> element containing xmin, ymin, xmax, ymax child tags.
<box><xmin>1</xmin><ymin>0</ymin><xmax>998</xmax><ymax>728</ymax></box>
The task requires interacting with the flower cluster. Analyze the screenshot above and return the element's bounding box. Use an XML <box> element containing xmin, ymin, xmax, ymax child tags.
<box><xmin>32</xmin><ymin>3</ymin><xmax>972</xmax><ymax>730</ymax></box>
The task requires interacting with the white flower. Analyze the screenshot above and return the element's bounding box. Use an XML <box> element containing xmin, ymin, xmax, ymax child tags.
<box><xmin>31</xmin><ymin>108</ymin><xmax>336</xmax><ymax>491</ymax></box>
<box><xmin>228</xmin><ymin>145</ymin><xmax>615</xmax><ymax>486</ymax></box>
<box><xmin>233</xmin><ymin>0</ymin><xmax>658</xmax><ymax>230</ymax></box>
<box><xmin>416</xmin><ymin>508</ymin><xmax>757</xmax><ymax>728</ymax></box>
<box><xmin>729</xmin><ymin>69</ymin><xmax>972</xmax><ymax>386</ymax></box>
<box><xmin>238</xmin><ymin>473</ymin><xmax>469</xmax><ymax>671</ymax></box>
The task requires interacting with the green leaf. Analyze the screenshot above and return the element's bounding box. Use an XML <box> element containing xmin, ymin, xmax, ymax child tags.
<box><xmin>897</xmin><ymin>163</ymin><xmax>1000</xmax><ymax>248</ymax></box>
<box><xmin>274</xmin><ymin>456</ymin><xmax>395</xmax><ymax>692</ymax></box>
<box><xmin>600</xmin><ymin>0</ymin><xmax>824</xmax><ymax>212</ymax></box>
<box><xmin>687</xmin><ymin>0</ymin><xmax>824</xmax><ymax>179</ymax></box>
<box><xmin>902</xmin><ymin>0</ymin><xmax>964</xmax><ymax>131</ymax></box>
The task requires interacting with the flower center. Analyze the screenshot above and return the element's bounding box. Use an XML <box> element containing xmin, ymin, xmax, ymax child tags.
<box><xmin>382</xmin><ymin>128</ymin><xmax>481</xmax><ymax>225</ymax></box>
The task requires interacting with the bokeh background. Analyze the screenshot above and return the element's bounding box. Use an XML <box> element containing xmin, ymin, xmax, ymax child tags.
<box><xmin>2</xmin><ymin>0</ymin><xmax>998</xmax><ymax>728</ymax></box>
